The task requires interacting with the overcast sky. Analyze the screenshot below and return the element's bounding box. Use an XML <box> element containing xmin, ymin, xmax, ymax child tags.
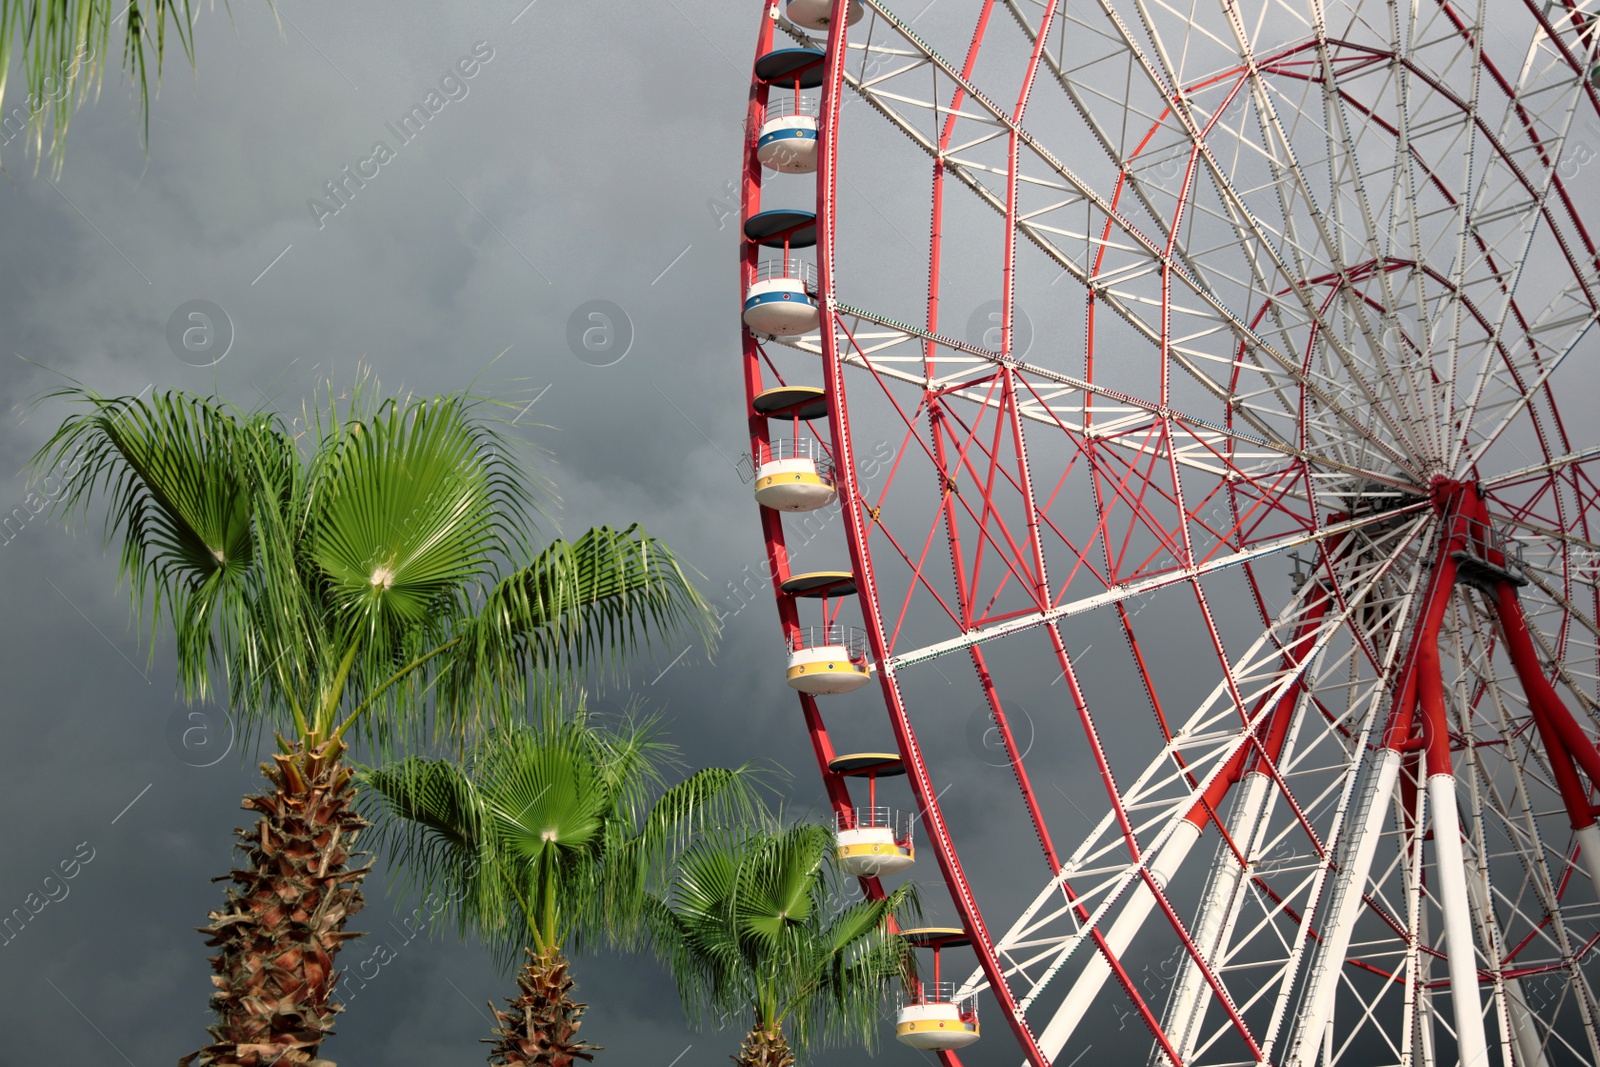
<box><xmin>2</xmin><ymin>2</ymin><xmax>1597</xmax><ymax>1066</ymax></box>
<box><xmin>0</xmin><ymin>4</ymin><xmax>1052</xmax><ymax>1064</ymax></box>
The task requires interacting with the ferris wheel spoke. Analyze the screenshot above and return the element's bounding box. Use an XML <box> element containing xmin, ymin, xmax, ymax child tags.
<box><xmin>838</xmin><ymin>3</ymin><xmax>1440</xmax><ymax>477</ymax></box>
<box><xmin>1483</xmin><ymin>444</ymin><xmax>1600</xmax><ymax>494</ymax></box>
<box><xmin>826</xmin><ymin>300</ymin><xmax>1417</xmax><ymax>493</ymax></box>
<box><xmin>1459</xmin><ymin>307</ymin><xmax>1597</xmax><ymax>478</ymax></box>
<box><xmin>741</xmin><ymin>1</ymin><xmax>1600</xmax><ymax>1062</ymax></box>
<box><xmin>958</xmin><ymin>526</ymin><xmax>1423</xmax><ymax>1059</ymax></box>
<box><xmin>962</xmin><ymin>6</ymin><xmax>1457</xmax><ymax>479</ymax></box>
<box><xmin>886</xmin><ymin>506</ymin><xmax>1421</xmax><ymax>669</ymax></box>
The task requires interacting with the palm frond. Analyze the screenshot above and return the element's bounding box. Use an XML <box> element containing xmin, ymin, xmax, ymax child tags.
<box><xmin>305</xmin><ymin>394</ymin><xmax>529</xmax><ymax>736</ymax></box>
<box><xmin>443</xmin><ymin>525</ymin><xmax>716</xmax><ymax>734</ymax></box>
<box><xmin>642</xmin><ymin>890</ymin><xmax>723</xmax><ymax>1026</ymax></box>
<box><xmin>648</xmin><ymin>818</ymin><xmax>919</xmax><ymax>1060</ymax></box>
<box><xmin>732</xmin><ymin>822</ymin><xmax>830</xmax><ymax>956</ymax></box>
<box><xmin>360</xmin><ymin>703</ymin><xmax>763</xmax><ymax>975</ymax></box>
<box><xmin>357</xmin><ymin>755</ymin><xmax>505</xmax><ymax>941</ymax></box>
<box><xmin>604</xmin><ymin>764</ymin><xmax>768</xmax><ymax>948</ymax></box>
<box><xmin>29</xmin><ymin>387</ymin><xmax>269</xmax><ymax>697</ymax></box>
<box><xmin>588</xmin><ymin>709</ymin><xmax>674</xmax><ymax>819</ymax></box>
<box><xmin>797</xmin><ymin>881</ymin><xmax>919</xmax><ymax>1051</ymax></box>
<box><xmin>0</xmin><ymin>0</ymin><xmax>196</xmax><ymax>171</ymax></box>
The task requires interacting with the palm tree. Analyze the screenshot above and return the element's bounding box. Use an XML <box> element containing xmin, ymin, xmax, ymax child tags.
<box><xmin>1</xmin><ymin>0</ymin><xmax>194</xmax><ymax>169</ymax></box>
<box><xmin>28</xmin><ymin>379</ymin><xmax>712</xmax><ymax>1067</ymax></box>
<box><xmin>359</xmin><ymin>702</ymin><xmax>765</xmax><ymax>1067</ymax></box>
<box><xmin>646</xmin><ymin>820</ymin><xmax>919</xmax><ymax>1067</ymax></box>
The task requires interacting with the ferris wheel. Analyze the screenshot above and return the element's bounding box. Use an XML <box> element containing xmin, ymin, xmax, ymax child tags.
<box><xmin>734</xmin><ymin>0</ymin><xmax>1600</xmax><ymax>1064</ymax></box>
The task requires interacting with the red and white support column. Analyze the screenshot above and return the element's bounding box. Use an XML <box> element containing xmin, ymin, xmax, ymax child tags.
<box><xmin>1164</xmin><ymin>594</ymin><xmax>1333</xmax><ymax>1060</ymax></box>
<box><xmin>1489</xmin><ymin>572</ymin><xmax>1600</xmax><ymax>894</ymax></box>
<box><xmin>1037</xmin><ymin>592</ymin><xmax>1332</xmax><ymax>1061</ymax></box>
<box><xmin>1291</xmin><ymin>483</ymin><xmax>1489</xmax><ymax>1067</ymax></box>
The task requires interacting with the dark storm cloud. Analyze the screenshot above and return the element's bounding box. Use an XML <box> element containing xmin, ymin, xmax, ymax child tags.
<box><xmin>0</xmin><ymin>4</ymin><xmax>912</xmax><ymax>1063</ymax></box>
<box><xmin>6</xmin><ymin>2</ymin><xmax>1594</xmax><ymax>1067</ymax></box>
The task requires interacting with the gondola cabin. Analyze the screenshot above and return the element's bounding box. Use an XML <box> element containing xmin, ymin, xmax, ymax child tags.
<box><xmin>750</xmin><ymin>386</ymin><xmax>836</xmax><ymax>511</ymax></box>
<box><xmin>896</xmin><ymin>928</ymin><xmax>981</xmax><ymax>1050</ymax></box>
<box><xmin>827</xmin><ymin>752</ymin><xmax>915</xmax><ymax>877</ymax></box>
<box><xmin>742</xmin><ymin>209</ymin><xmax>820</xmax><ymax>337</ymax></box>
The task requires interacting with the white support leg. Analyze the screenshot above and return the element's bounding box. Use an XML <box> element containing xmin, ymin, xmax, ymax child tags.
<box><xmin>1428</xmin><ymin>773</ymin><xmax>1490</xmax><ymax>1067</ymax></box>
<box><xmin>1286</xmin><ymin>748</ymin><xmax>1402</xmax><ymax>1067</ymax></box>
<box><xmin>1033</xmin><ymin>820</ymin><xmax>1203</xmax><ymax>1063</ymax></box>
<box><xmin>1575</xmin><ymin>823</ymin><xmax>1600</xmax><ymax>902</ymax></box>
<box><xmin>1462</xmin><ymin>843</ymin><xmax>1547</xmax><ymax>1067</ymax></box>
<box><xmin>1164</xmin><ymin>771</ymin><xmax>1274</xmax><ymax>1061</ymax></box>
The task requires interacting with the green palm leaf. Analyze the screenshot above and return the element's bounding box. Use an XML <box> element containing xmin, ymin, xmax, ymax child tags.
<box><xmin>359</xmin><ymin>755</ymin><xmax>495</xmax><ymax>939</ymax></box>
<box><xmin>442</xmin><ymin>525</ymin><xmax>715</xmax><ymax>734</ymax></box>
<box><xmin>0</xmin><ymin>0</ymin><xmax>195</xmax><ymax>169</ymax></box>
<box><xmin>359</xmin><ymin>704</ymin><xmax>766</xmax><ymax>965</ymax></box>
<box><xmin>647</xmin><ymin>817</ymin><xmax>921</xmax><ymax>1058</ymax></box>
<box><xmin>33</xmin><ymin>388</ymin><xmax>271</xmax><ymax>697</ymax></box>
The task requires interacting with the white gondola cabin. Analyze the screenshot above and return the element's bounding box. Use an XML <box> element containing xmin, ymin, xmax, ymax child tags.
<box><xmin>751</xmin><ymin>438</ymin><xmax>835</xmax><ymax>511</ymax></box>
<box><xmin>786</xmin><ymin>624</ymin><xmax>871</xmax><ymax>694</ymax></box>
<box><xmin>896</xmin><ymin>929</ymin><xmax>981</xmax><ymax>1050</ymax></box>
<box><xmin>756</xmin><ymin>96</ymin><xmax>819</xmax><ymax>173</ymax></box>
<box><xmin>827</xmin><ymin>752</ymin><xmax>914</xmax><ymax>877</ymax></box>
<box><xmin>743</xmin><ymin>209</ymin><xmax>820</xmax><ymax>338</ymax></box>
<box><xmin>743</xmin><ymin>259</ymin><xmax>819</xmax><ymax>335</ymax></box>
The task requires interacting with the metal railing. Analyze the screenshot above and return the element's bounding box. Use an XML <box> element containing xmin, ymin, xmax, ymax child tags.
<box><xmin>756</xmin><ymin>436</ymin><xmax>834</xmax><ymax>470</ymax></box>
<box><xmin>751</xmin><ymin>258</ymin><xmax>819</xmax><ymax>292</ymax></box>
<box><xmin>787</xmin><ymin>624</ymin><xmax>869</xmax><ymax>658</ymax></box>
<box><xmin>763</xmin><ymin>95</ymin><xmax>819</xmax><ymax>119</ymax></box>
<box><xmin>1453</xmin><ymin>515</ymin><xmax>1527</xmax><ymax>586</ymax></box>
<box><xmin>738</xmin><ymin>437</ymin><xmax>835</xmax><ymax>485</ymax></box>
<box><xmin>836</xmin><ymin>806</ymin><xmax>914</xmax><ymax>845</ymax></box>
<box><xmin>899</xmin><ymin>982</ymin><xmax>979</xmax><ymax>1019</ymax></box>
<box><xmin>1463</xmin><ymin>516</ymin><xmax>1525</xmax><ymax>567</ymax></box>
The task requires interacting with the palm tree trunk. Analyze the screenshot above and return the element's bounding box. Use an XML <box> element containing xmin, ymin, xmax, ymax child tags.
<box><xmin>181</xmin><ymin>739</ymin><xmax>368</xmax><ymax>1067</ymax></box>
<box><xmin>733</xmin><ymin>1022</ymin><xmax>795</xmax><ymax>1067</ymax></box>
<box><xmin>486</xmin><ymin>947</ymin><xmax>600</xmax><ymax>1066</ymax></box>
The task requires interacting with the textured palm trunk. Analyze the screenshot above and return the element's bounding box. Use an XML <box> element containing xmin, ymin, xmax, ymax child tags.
<box><xmin>485</xmin><ymin>947</ymin><xmax>600</xmax><ymax>1066</ymax></box>
<box><xmin>733</xmin><ymin>1022</ymin><xmax>795</xmax><ymax>1067</ymax></box>
<box><xmin>181</xmin><ymin>739</ymin><xmax>368</xmax><ymax>1067</ymax></box>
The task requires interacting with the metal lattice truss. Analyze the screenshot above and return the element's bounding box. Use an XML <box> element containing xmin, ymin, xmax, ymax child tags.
<box><xmin>736</xmin><ymin>0</ymin><xmax>1600</xmax><ymax>1063</ymax></box>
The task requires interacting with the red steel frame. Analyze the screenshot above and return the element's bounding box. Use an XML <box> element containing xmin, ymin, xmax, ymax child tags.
<box><xmin>739</xmin><ymin>6</ymin><xmax>971</xmax><ymax>1066</ymax></box>
<box><xmin>738</xmin><ymin>1</ymin><xmax>1600</xmax><ymax>1064</ymax></box>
